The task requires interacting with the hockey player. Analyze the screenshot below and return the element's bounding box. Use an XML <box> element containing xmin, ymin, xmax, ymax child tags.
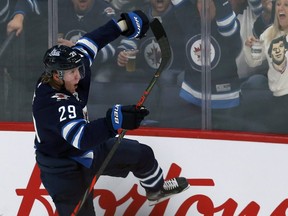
<box><xmin>32</xmin><ymin>10</ymin><xmax>189</xmax><ymax>215</ymax></box>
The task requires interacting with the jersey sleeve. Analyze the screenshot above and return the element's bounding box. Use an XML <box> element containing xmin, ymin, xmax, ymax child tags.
<box><xmin>69</xmin><ymin>19</ymin><xmax>123</xmax><ymax>105</ymax></box>
<box><xmin>56</xmin><ymin>98</ymin><xmax>117</xmax><ymax>151</ymax></box>
<box><xmin>214</xmin><ymin>0</ymin><xmax>240</xmax><ymax>37</ymax></box>
<box><xmin>12</xmin><ymin>0</ymin><xmax>41</xmax><ymax>17</ymax></box>
<box><xmin>73</xmin><ymin>20</ymin><xmax>122</xmax><ymax>67</ymax></box>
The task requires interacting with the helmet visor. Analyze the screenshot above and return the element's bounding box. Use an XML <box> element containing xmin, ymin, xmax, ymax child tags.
<box><xmin>78</xmin><ymin>64</ymin><xmax>85</xmax><ymax>79</ymax></box>
<box><xmin>60</xmin><ymin>63</ymin><xmax>85</xmax><ymax>80</ymax></box>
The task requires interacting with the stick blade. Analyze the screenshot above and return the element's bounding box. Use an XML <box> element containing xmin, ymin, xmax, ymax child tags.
<box><xmin>149</xmin><ymin>18</ymin><xmax>171</xmax><ymax>74</ymax></box>
<box><xmin>150</xmin><ymin>18</ymin><xmax>167</xmax><ymax>41</ymax></box>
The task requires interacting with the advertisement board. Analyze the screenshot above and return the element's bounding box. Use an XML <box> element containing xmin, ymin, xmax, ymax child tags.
<box><xmin>1</xmin><ymin>131</ymin><xmax>288</xmax><ymax>215</ymax></box>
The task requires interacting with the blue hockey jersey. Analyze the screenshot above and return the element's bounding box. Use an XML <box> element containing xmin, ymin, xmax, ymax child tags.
<box><xmin>32</xmin><ymin>20</ymin><xmax>121</xmax><ymax>168</ymax></box>
<box><xmin>174</xmin><ymin>0</ymin><xmax>242</xmax><ymax>109</ymax></box>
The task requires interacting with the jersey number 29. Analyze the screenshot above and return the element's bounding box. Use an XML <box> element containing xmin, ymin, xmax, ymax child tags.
<box><xmin>59</xmin><ymin>105</ymin><xmax>77</xmax><ymax>122</ymax></box>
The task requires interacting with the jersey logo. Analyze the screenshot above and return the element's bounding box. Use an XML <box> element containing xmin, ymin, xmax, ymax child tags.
<box><xmin>140</xmin><ymin>37</ymin><xmax>173</xmax><ymax>70</ymax></box>
<box><xmin>51</xmin><ymin>93</ymin><xmax>70</xmax><ymax>101</ymax></box>
<box><xmin>186</xmin><ymin>34</ymin><xmax>221</xmax><ymax>72</ymax></box>
<box><xmin>65</xmin><ymin>30</ymin><xmax>86</xmax><ymax>44</ymax></box>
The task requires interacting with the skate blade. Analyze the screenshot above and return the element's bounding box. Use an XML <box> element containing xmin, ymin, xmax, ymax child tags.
<box><xmin>148</xmin><ymin>185</ymin><xmax>190</xmax><ymax>206</ymax></box>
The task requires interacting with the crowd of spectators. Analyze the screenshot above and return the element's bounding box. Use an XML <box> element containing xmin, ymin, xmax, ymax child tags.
<box><xmin>2</xmin><ymin>0</ymin><xmax>288</xmax><ymax>134</ymax></box>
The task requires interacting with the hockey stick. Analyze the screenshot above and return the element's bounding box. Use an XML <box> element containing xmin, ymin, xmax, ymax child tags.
<box><xmin>71</xmin><ymin>18</ymin><xmax>171</xmax><ymax>216</ymax></box>
<box><xmin>0</xmin><ymin>31</ymin><xmax>16</xmax><ymax>60</ymax></box>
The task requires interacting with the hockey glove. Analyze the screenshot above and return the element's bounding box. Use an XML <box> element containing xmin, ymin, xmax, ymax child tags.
<box><xmin>119</xmin><ymin>10</ymin><xmax>149</xmax><ymax>39</ymax></box>
<box><xmin>106</xmin><ymin>104</ymin><xmax>149</xmax><ymax>130</ymax></box>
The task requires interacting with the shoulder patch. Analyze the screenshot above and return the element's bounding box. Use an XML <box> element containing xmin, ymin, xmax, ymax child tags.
<box><xmin>51</xmin><ymin>93</ymin><xmax>70</xmax><ymax>101</ymax></box>
<box><xmin>104</xmin><ymin>7</ymin><xmax>115</xmax><ymax>16</ymax></box>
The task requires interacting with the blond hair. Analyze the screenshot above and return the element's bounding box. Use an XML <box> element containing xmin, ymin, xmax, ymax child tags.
<box><xmin>41</xmin><ymin>72</ymin><xmax>52</xmax><ymax>84</ymax></box>
<box><xmin>266</xmin><ymin>2</ymin><xmax>288</xmax><ymax>42</ymax></box>
<box><xmin>41</xmin><ymin>71</ymin><xmax>63</xmax><ymax>90</ymax></box>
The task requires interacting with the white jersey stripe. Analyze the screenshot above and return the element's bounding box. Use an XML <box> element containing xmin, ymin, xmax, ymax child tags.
<box><xmin>71</xmin><ymin>125</ymin><xmax>85</xmax><ymax>149</ymax></box>
<box><xmin>77</xmin><ymin>37</ymin><xmax>98</xmax><ymax>58</ymax></box>
<box><xmin>138</xmin><ymin>165</ymin><xmax>161</xmax><ymax>182</ymax></box>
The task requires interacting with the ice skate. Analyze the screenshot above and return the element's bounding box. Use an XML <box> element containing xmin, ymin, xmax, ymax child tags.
<box><xmin>146</xmin><ymin>177</ymin><xmax>190</xmax><ymax>206</ymax></box>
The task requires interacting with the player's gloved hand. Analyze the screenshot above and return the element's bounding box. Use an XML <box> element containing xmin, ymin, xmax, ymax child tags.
<box><xmin>119</xmin><ymin>10</ymin><xmax>149</xmax><ymax>39</ymax></box>
<box><xmin>106</xmin><ymin>104</ymin><xmax>149</xmax><ymax>130</ymax></box>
